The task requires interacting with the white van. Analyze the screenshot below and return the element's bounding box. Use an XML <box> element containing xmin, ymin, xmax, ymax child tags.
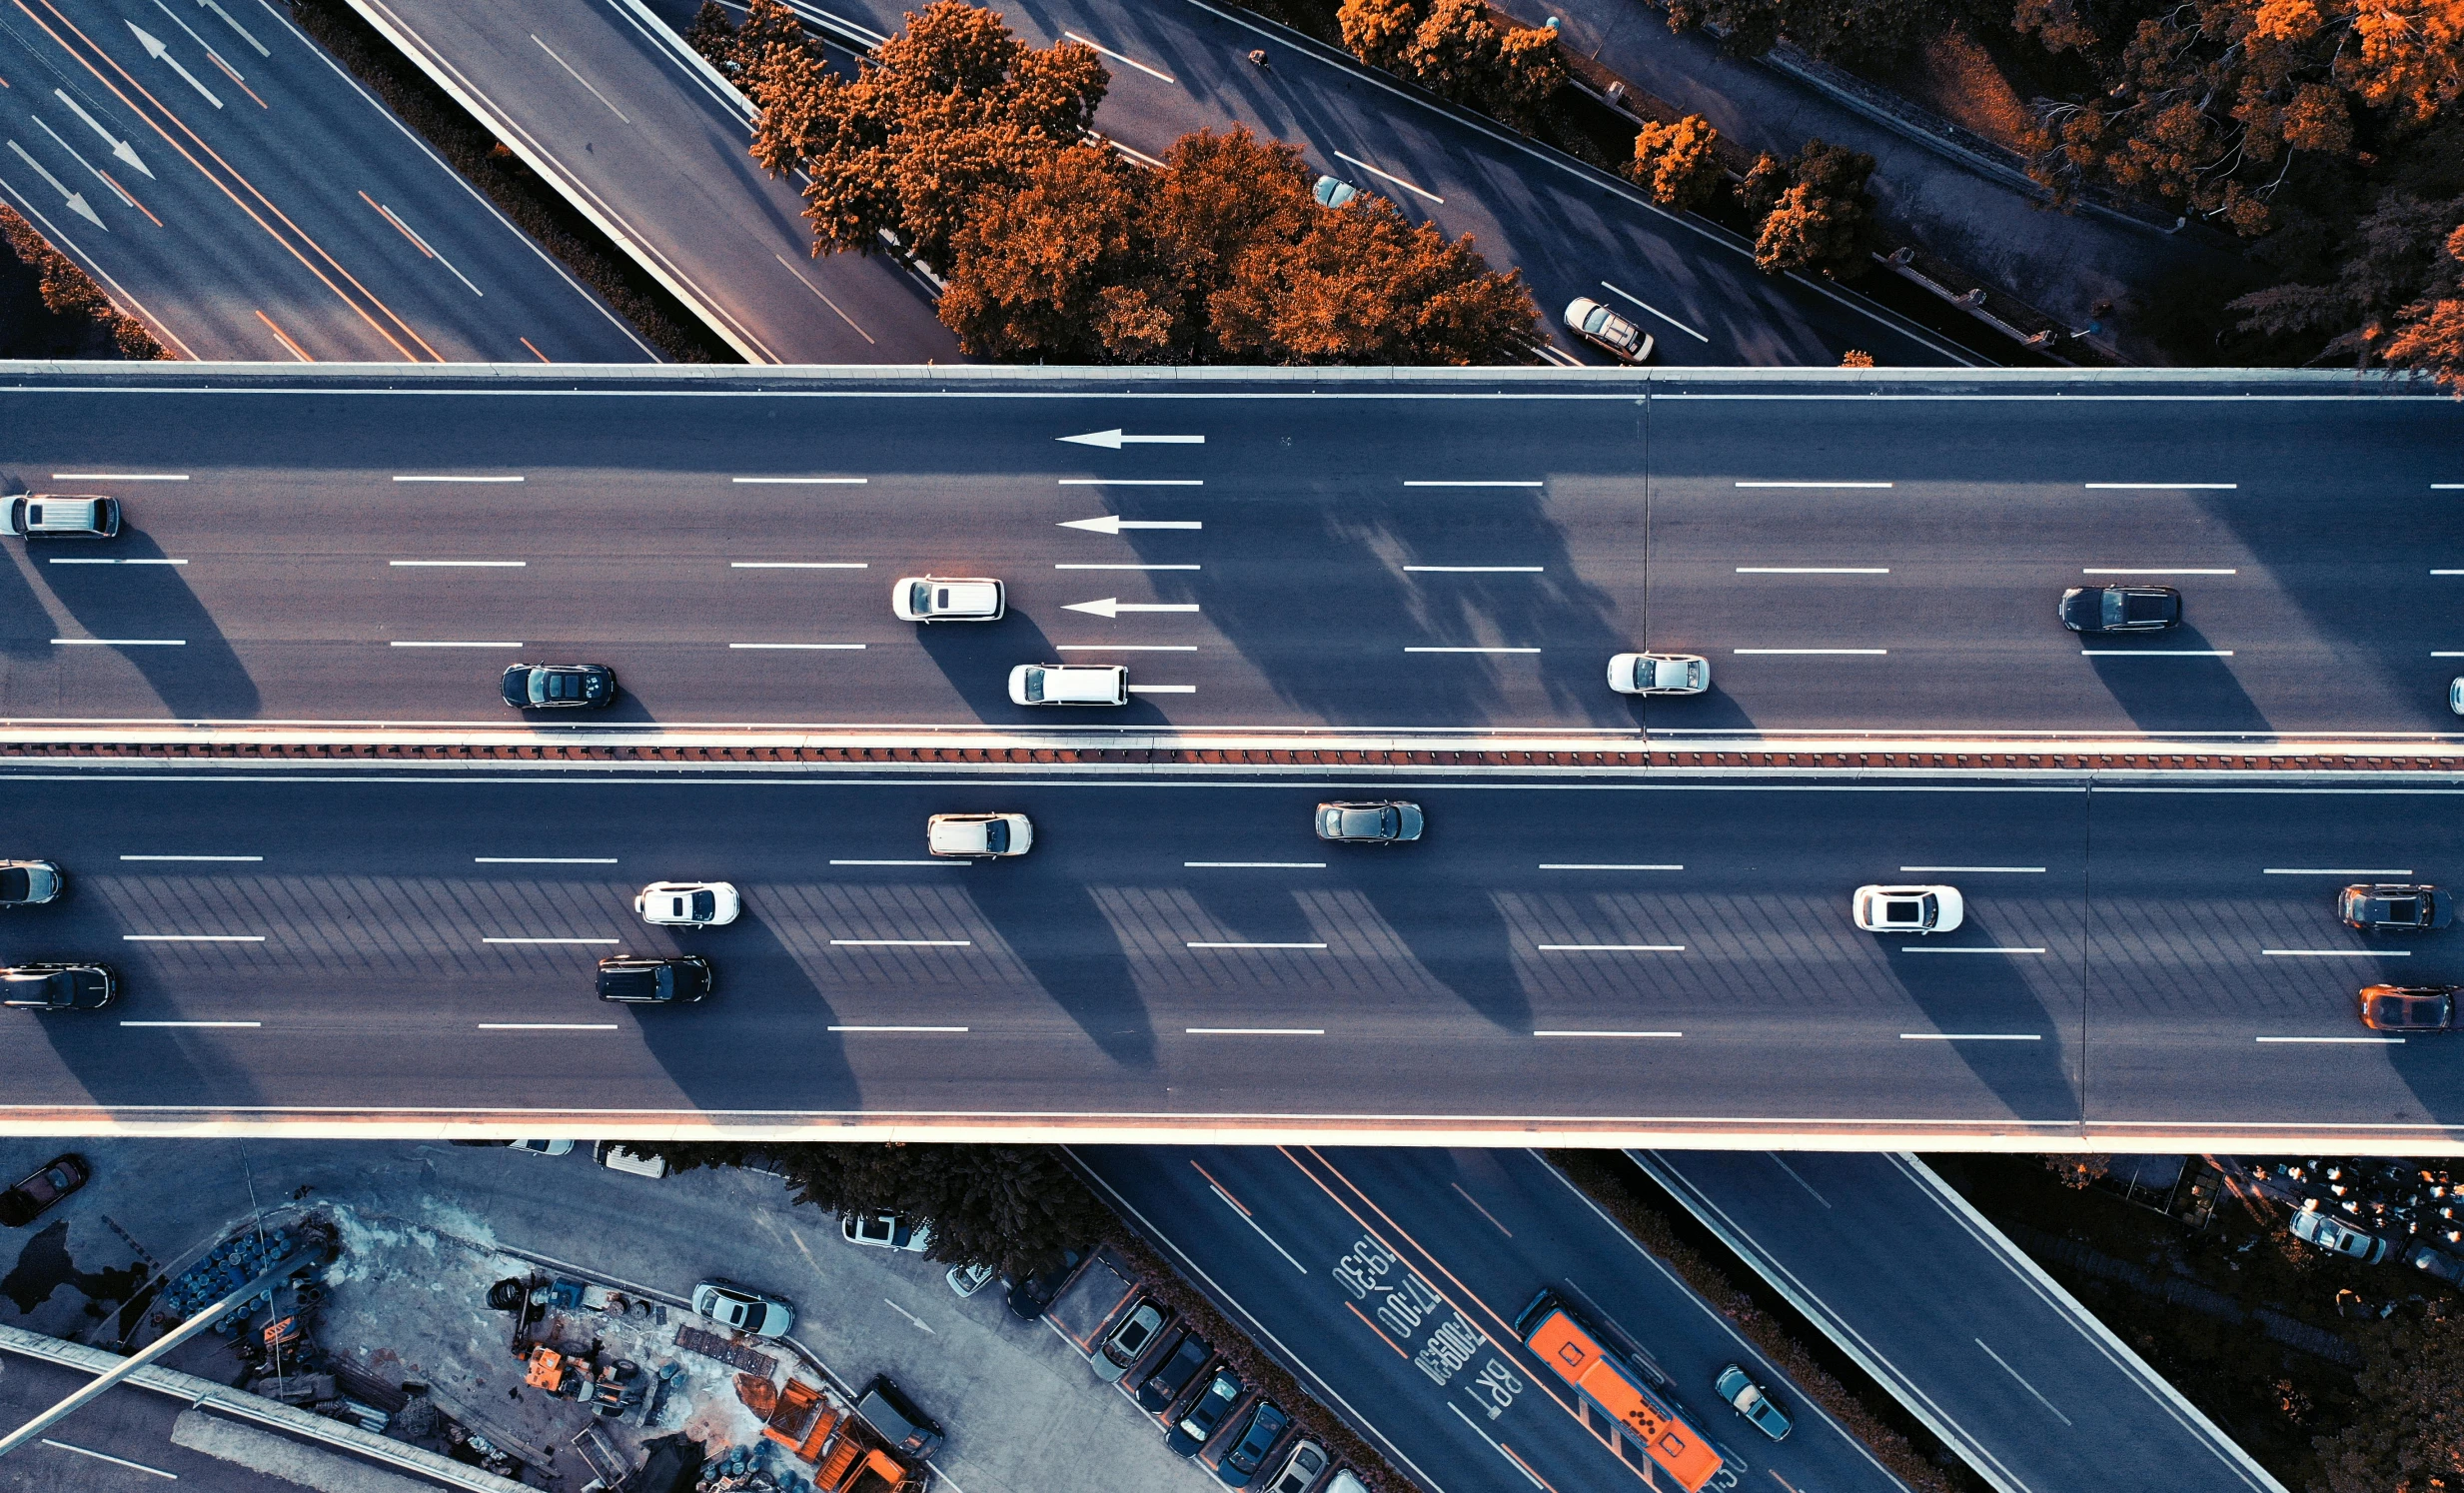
<box><xmin>6</xmin><ymin>495</ymin><xmax>119</xmax><ymax>538</ymax></box>
<box><xmin>593</xmin><ymin>1141</ymin><xmax>668</xmax><ymax>1178</ymax></box>
<box><xmin>1008</xmin><ymin>664</ymin><xmax>1127</xmax><ymax>707</ymax></box>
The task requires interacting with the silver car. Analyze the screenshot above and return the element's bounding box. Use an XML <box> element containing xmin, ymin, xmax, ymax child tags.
<box><xmin>633</xmin><ymin>881</ymin><xmax>741</xmax><ymax>927</ymax></box>
<box><xmin>1564</xmin><ymin>297</ymin><xmax>1654</xmax><ymax>364</ymax></box>
<box><xmin>928</xmin><ymin>812</ymin><xmax>1033</xmax><ymax>857</ymax></box>
<box><xmin>1608</xmin><ymin>653</ymin><xmax>1709</xmax><ymax>696</ymax></box>
<box><xmin>691</xmin><ymin>1278</ymin><xmax>793</xmax><ymax>1338</ymax></box>
<box><xmin>1316</xmin><ymin>801</ymin><xmax>1424</xmax><ymax>843</ymax></box>
<box><xmin>0</xmin><ymin>860</ymin><xmax>64</xmax><ymax>907</ymax></box>
<box><xmin>892</xmin><ymin>576</ymin><xmax>1004</xmax><ymax>623</ymax></box>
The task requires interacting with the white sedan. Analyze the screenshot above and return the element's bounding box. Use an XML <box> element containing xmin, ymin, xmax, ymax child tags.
<box><xmin>927</xmin><ymin>812</ymin><xmax>1032</xmax><ymax>857</ymax></box>
<box><xmin>892</xmin><ymin>576</ymin><xmax>1004</xmax><ymax>623</ymax></box>
<box><xmin>1852</xmin><ymin>884</ymin><xmax>1964</xmax><ymax>934</ymax></box>
<box><xmin>1609</xmin><ymin>653</ymin><xmax>1709</xmax><ymax>696</ymax></box>
<box><xmin>633</xmin><ymin>881</ymin><xmax>741</xmax><ymax>927</ymax></box>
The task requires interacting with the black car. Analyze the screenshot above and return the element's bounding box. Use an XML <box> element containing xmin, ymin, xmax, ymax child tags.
<box><xmin>854</xmin><ymin>1376</ymin><xmax>944</xmax><ymax>1458</ymax></box>
<box><xmin>1134</xmin><ymin>1329</ymin><xmax>1213</xmax><ymax>1413</ymax></box>
<box><xmin>1169</xmin><ymin>1368</ymin><xmax>1247</xmax><ymax>1456</ymax></box>
<box><xmin>0</xmin><ymin>963</ymin><xmax>115</xmax><ymax>1010</ymax></box>
<box><xmin>2340</xmin><ymin>883</ymin><xmax>2454</xmax><ymax>931</ymax></box>
<box><xmin>2057</xmin><ymin>585</ymin><xmax>2181</xmax><ymax>633</ymax></box>
<box><xmin>2359</xmin><ymin>984</ymin><xmax>2461</xmax><ymax>1032</ymax></box>
<box><xmin>1216</xmin><ymin>1398</ymin><xmax>1290</xmax><ymax>1486</ymax></box>
<box><xmin>1005</xmin><ymin>1246</ymin><xmax>1086</xmax><ymax>1320</ymax></box>
<box><xmin>595</xmin><ymin>953</ymin><xmax>712</xmax><ymax>1003</ymax></box>
<box><xmin>502</xmin><ymin>663</ymin><xmax>617</xmax><ymax>710</ymax></box>
<box><xmin>0</xmin><ymin>1153</ymin><xmax>89</xmax><ymax>1226</ymax></box>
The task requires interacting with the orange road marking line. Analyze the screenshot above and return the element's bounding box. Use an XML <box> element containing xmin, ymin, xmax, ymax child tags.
<box><xmin>360</xmin><ymin>189</ymin><xmax>428</xmax><ymax>255</ymax></box>
<box><xmin>253</xmin><ymin>308</ymin><xmax>310</xmax><ymax>361</ymax></box>
<box><xmin>1498</xmin><ymin>1443</ymin><xmax>1564</xmax><ymax>1493</ymax></box>
<box><xmin>1187</xmin><ymin>1159</ymin><xmax>1250</xmax><ymax>1216</ymax></box>
<box><xmin>1344</xmin><ymin>1300</ymin><xmax>1411</xmax><ymax>1359</ymax></box>
<box><xmin>98</xmin><ymin>170</ymin><xmax>161</xmax><ymax>227</ymax></box>
<box><xmin>519</xmin><ymin>336</ymin><xmax>550</xmax><ymax>363</ymax></box>
<box><xmin>205</xmin><ymin>49</ymin><xmax>266</xmax><ymax>108</ymax></box>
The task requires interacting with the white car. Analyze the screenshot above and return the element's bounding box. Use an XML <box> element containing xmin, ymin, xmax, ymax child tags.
<box><xmin>843</xmin><ymin>1211</ymin><xmax>932</xmax><ymax>1252</ymax></box>
<box><xmin>2450</xmin><ymin>676</ymin><xmax>2463</xmax><ymax>716</ymax></box>
<box><xmin>1852</xmin><ymin>884</ymin><xmax>1964</xmax><ymax>934</ymax></box>
<box><xmin>1565</xmin><ymin>297</ymin><xmax>1654</xmax><ymax>364</ymax></box>
<box><xmin>633</xmin><ymin>881</ymin><xmax>740</xmax><ymax>927</ymax></box>
<box><xmin>1609</xmin><ymin>653</ymin><xmax>1709</xmax><ymax>696</ymax></box>
<box><xmin>892</xmin><ymin>576</ymin><xmax>1004</xmax><ymax>623</ymax></box>
<box><xmin>1008</xmin><ymin>663</ymin><xmax>1127</xmax><ymax>707</ymax></box>
<box><xmin>692</xmin><ymin>1278</ymin><xmax>794</xmax><ymax>1337</ymax></box>
<box><xmin>927</xmin><ymin>812</ymin><xmax>1032</xmax><ymax>857</ymax></box>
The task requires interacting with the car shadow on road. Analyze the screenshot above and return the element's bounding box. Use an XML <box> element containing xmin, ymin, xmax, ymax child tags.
<box><xmin>2083</xmin><ymin>626</ymin><xmax>2270</xmax><ymax>735</ymax></box>
<box><xmin>910</xmin><ymin>605</ymin><xmax>1185</xmax><ymax>730</ymax></box>
<box><xmin>34</xmin><ymin>523</ymin><xmax>259</xmax><ymax>720</ymax></box>
<box><xmin>1889</xmin><ymin>936</ymin><xmax>2082</xmax><ymax>1125</ymax></box>
<box><xmin>625</xmin><ymin>904</ymin><xmax>865</xmax><ymax>1113</ymax></box>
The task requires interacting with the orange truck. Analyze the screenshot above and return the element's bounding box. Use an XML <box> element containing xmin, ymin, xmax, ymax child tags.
<box><xmin>762</xmin><ymin>1377</ymin><xmax>923</xmax><ymax>1493</ymax></box>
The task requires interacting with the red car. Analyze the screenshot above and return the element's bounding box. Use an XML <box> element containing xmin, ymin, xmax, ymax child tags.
<box><xmin>0</xmin><ymin>1154</ymin><xmax>89</xmax><ymax>1226</ymax></box>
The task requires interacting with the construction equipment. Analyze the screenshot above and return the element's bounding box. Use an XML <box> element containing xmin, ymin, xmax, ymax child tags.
<box><xmin>757</xmin><ymin>1376</ymin><xmax>923</xmax><ymax>1492</ymax></box>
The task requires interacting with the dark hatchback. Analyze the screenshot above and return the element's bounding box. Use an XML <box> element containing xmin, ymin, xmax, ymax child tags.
<box><xmin>502</xmin><ymin>663</ymin><xmax>617</xmax><ymax>710</ymax></box>
<box><xmin>2058</xmin><ymin>585</ymin><xmax>2181</xmax><ymax>633</ymax></box>
<box><xmin>1215</xmin><ymin>1398</ymin><xmax>1290</xmax><ymax>1486</ymax></box>
<box><xmin>1134</xmin><ymin>1329</ymin><xmax>1213</xmax><ymax>1413</ymax></box>
<box><xmin>0</xmin><ymin>1153</ymin><xmax>89</xmax><ymax>1226</ymax></box>
<box><xmin>0</xmin><ymin>963</ymin><xmax>115</xmax><ymax>1010</ymax></box>
<box><xmin>2340</xmin><ymin>883</ymin><xmax>2454</xmax><ymax>931</ymax></box>
<box><xmin>1170</xmin><ymin>1369</ymin><xmax>1247</xmax><ymax>1456</ymax></box>
<box><xmin>596</xmin><ymin>954</ymin><xmax>712</xmax><ymax>1003</ymax></box>
<box><xmin>1006</xmin><ymin>1246</ymin><xmax>1087</xmax><ymax>1320</ymax></box>
<box><xmin>2359</xmin><ymin>984</ymin><xmax>2460</xmax><ymax>1032</ymax></box>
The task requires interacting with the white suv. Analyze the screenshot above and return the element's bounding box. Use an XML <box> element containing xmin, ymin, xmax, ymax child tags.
<box><xmin>927</xmin><ymin>812</ymin><xmax>1032</xmax><ymax>857</ymax></box>
<box><xmin>892</xmin><ymin>576</ymin><xmax>1004</xmax><ymax>623</ymax></box>
<box><xmin>1008</xmin><ymin>663</ymin><xmax>1126</xmax><ymax>707</ymax></box>
<box><xmin>633</xmin><ymin>881</ymin><xmax>740</xmax><ymax>926</ymax></box>
<box><xmin>6</xmin><ymin>495</ymin><xmax>119</xmax><ymax>538</ymax></box>
<box><xmin>1852</xmin><ymin>884</ymin><xmax>1964</xmax><ymax>933</ymax></box>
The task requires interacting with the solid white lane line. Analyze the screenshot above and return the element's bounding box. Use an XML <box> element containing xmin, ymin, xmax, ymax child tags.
<box><xmin>1735</xmin><ymin>481</ymin><xmax>1890</xmax><ymax>489</ymax></box>
<box><xmin>1062</xmin><ymin>29</ymin><xmax>1174</xmax><ymax>81</ymax></box>
<box><xmin>1540</xmin><ymin>862</ymin><xmax>1682</xmax><ymax>870</ymax></box>
<box><xmin>480</xmin><ymin>1022</ymin><xmax>617</xmax><ymax>1030</ymax></box>
<box><xmin>484</xmin><ymin>936</ymin><xmax>618</xmax><ymax>945</ymax></box>
<box><xmin>2081</xmin><ymin>649</ymin><xmax>2233</xmax><ymax>657</ymax></box>
<box><xmin>1447</xmin><ymin>1403</ymin><xmax>1548</xmax><ymax>1491</ymax></box>
<box><xmin>1056</xmin><ymin>478</ymin><xmax>1202</xmax><ymax>486</ymax></box>
<box><xmin>2433</xmin><ymin>652</ymin><xmax>2464</xmax><ymax>658</ymax></box>
<box><xmin>2437</xmin><ymin>484</ymin><xmax>2464</xmax><ymax>490</ymax></box>
<box><xmin>1055</xmin><ymin>563</ymin><xmax>1201</xmax><ymax>570</ymax></box>
<box><xmin>1199</xmin><ymin>1173</ymin><xmax>1313</xmax><ymax>1273</ymax></box>
<box><xmin>2084</xmin><ymin>482</ymin><xmax>2236</xmax><ymax>490</ymax></box>
<box><xmin>830</xmin><ymin>859</ymin><xmax>964</xmax><ymax>867</ymax></box>
<box><xmin>390</xmin><ymin>560</ymin><xmax>526</xmax><ymax>568</ymax></box>
<box><xmin>531</xmin><ymin>34</ymin><xmax>629</xmax><ymax>119</ymax></box>
<box><xmin>1900</xmin><ymin>865</ymin><xmax>2045</xmax><ymax>873</ymax></box>
<box><xmin>831</xmin><ymin>1024</ymin><xmax>969</xmax><ymax>1032</ymax></box>
<box><xmin>48</xmin><ymin>557</ymin><xmax>185</xmax><ymax>565</ymax></box>
<box><xmin>390</xmin><ymin>641</ymin><xmax>521</xmax><ymax>649</ymax></box>
<box><xmin>1899</xmin><ymin>1032</ymin><xmax>2044</xmax><ymax>1040</ymax></box>
<box><xmin>1974</xmin><ymin>1339</ymin><xmax>2072</xmax><ymax>1427</ymax></box>
<box><xmin>475</xmin><ymin>856</ymin><xmax>617</xmax><ymax>864</ymax></box>
<box><xmin>1125</xmin><ymin>684</ymin><xmax>1197</xmax><ymax>694</ymax></box>
<box><xmin>2081</xmin><ymin>568</ymin><xmax>2236</xmax><ymax>575</ymax></box>
<box><xmin>1405</xmin><ymin>647</ymin><xmax>1540</xmax><ymax>654</ymax></box>
<box><xmin>123</xmin><ymin>933</ymin><xmax>262</xmax><ymax>942</ymax></box>
<box><xmin>52</xmin><ymin>472</ymin><xmax>184</xmax><ymax>480</ymax></box>
<box><xmin>1535</xmin><ymin>943</ymin><xmax>1685</xmax><ymax>951</ymax></box>
<box><xmin>1405</xmin><ymin>565</ymin><xmax>1543</xmax><ymax>573</ymax></box>
<box><xmin>1187</xmin><ymin>941</ymin><xmax>1327</xmax><ymax>949</ymax></box>
<box><xmin>2257</xmin><ymin>1035</ymin><xmax>2404</xmax><ymax>1044</ymax></box>
<box><xmin>729</xmin><ymin>642</ymin><xmax>866</xmax><ymax>650</ymax></box>
<box><xmin>1599</xmin><ymin>280</ymin><xmax>1708</xmax><ymax>342</ymax></box>
<box><xmin>122</xmin><ymin>854</ymin><xmax>261</xmax><ymax>861</ymax></box>
<box><xmin>1332</xmin><ymin>149</ymin><xmax>1443</xmax><ymax>202</ymax></box>
<box><xmin>2265</xmin><ymin>948</ymin><xmax>2403</xmax><ymax>957</ymax></box>
<box><xmin>1534</xmin><ymin>1029</ymin><xmax>1683</xmax><ymax>1038</ymax></box>
<box><xmin>120</xmin><ymin>1019</ymin><xmax>257</xmax><ymax>1028</ymax></box>
<box><xmin>2435</xmin><ymin>570</ymin><xmax>2464</xmax><ymax>576</ymax></box>
<box><xmin>771</xmin><ymin>253</ymin><xmax>876</xmax><ymax>343</ymax></box>
<box><xmin>731</xmin><ymin>562</ymin><xmax>868</xmax><ymax>569</ymax></box>
<box><xmin>393</xmin><ymin>475</ymin><xmax>522</xmax><ymax>483</ymax></box>
<box><xmin>831</xmin><ymin>938</ymin><xmax>972</xmax><ymax>947</ymax></box>
<box><xmin>1734</xmin><ymin>648</ymin><xmax>1886</xmax><ymax>655</ymax></box>
<box><xmin>1736</xmin><ymin>567</ymin><xmax>1889</xmax><ymax>574</ymax></box>
<box><xmin>1901</xmin><ymin>946</ymin><xmax>2048</xmax><ymax>954</ymax></box>
<box><xmin>1056</xmin><ymin>645</ymin><xmax>1198</xmax><ymax>652</ymax></box>
<box><xmin>2264</xmin><ymin>867</ymin><xmax>2411</xmax><ymax>875</ymax></box>
<box><xmin>732</xmin><ymin>476</ymin><xmax>867</xmax><ymax>484</ymax></box>
<box><xmin>54</xmin><ymin>638</ymin><xmax>183</xmax><ymax>646</ymax></box>
<box><xmin>1187</xmin><ymin>1026</ymin><xmax>1326</xmax><ymax>1035</ymax></box>
<box><xmin>1187</xmin><ymin>861</ymin><xmax>1325</xmax><ymax>868</ymax></box>
<box><xmin>1401</xmin><ymin>480</ymin><xmax>1540</xmax><ymax>488</ymax></box>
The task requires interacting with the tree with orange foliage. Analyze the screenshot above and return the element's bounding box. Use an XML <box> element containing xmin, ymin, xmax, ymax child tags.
<box><xmin>1210</xmin><ymin>194</ymin><xmax>1539</xmax><ymax>364</ymax></box>
<box><xmin>1336</xmin><ymin>0</ymin><xmax>1564</xmax><ymax>131</ymax></box>
<box><xmin>1738</xmin><ymin>139</ymin><xmax>1874</xmax><ymax>277</ymax></box>
<box><xmin>1628</xmin><ymin>115</ymin><xmax>1725</xmax><ymax>210</ymax></box>
<box><xmin>2382</xmin><ymin>223</ymin><xmax>2464</xmax><ymax>389</ymax></box>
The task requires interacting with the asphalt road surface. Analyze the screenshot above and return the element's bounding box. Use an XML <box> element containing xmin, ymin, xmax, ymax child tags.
<box><xmin>723</xmin><ymin>0</ymin><xmax>1971</xmax><ymax>368</ymax></box>
<box><xmin>0</xmin><ymin>0</ymin><xmax>654</xmax><ymax>362</ymax></box>
<box><xmin>1077</xmin><ymin>1144</ymin><xmax>1911</xmax><ymax>1493</ymax></box>
<box><xmin>0</xmin><ymin>371</ymin><xmax>2455</xmax><ymax>737</ymax></box>
<box><xmin>1639</xmin><ymin>1150</ymin><xmax>2285</xmax><ymax>1493</ymax></box>
<box><xmin>358</xmin><ymin>0</ymin><xmax>956</xmax><ymax>363</ymax></box>
<box><xmin>0</xmin><ymin>765</ymin><xmax>2460</xmax><ymax>1137</ymax></box>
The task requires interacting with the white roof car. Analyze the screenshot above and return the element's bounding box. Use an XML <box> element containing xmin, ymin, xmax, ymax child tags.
<box><xmin>633</xmin><ymin>880</ymin><xmax>740</xmax><ymax>926</ymax></box>
<box><xmin>1008</xmin><ymin>663</ymin><xmax>1127</xmax><ymax>707</ymax></box>
<box><xmin>692</xmin><ymin>1278</ymin><xmax>793</xmax><ymax>1338</ymax></box>
<box><xmin>5</xmin><ymin>495</ymin><xmax>119</xmax><ymax>538</ymax></box>
<box><xmin>843</xmin><ymin>1210</ymin><xmax>932</xmax><ymax>1251</ymax></box>
<box><xmin>892</xmin><ymin>576</ymin><xmax>1004</xmax><ymax>623</ymax></box>
<box><xmin>2450</xmin><ymin>676</ymin><xmax>2463</xmax><ymax>716</ymax></box>
<box><xmin>1609</xmin><ymin>653</ymin><xmax>1709</xmax><ymax>696</ymax></box>
<box><xmin>927</xmin><ymin>812</ymin><xmax>1032</xmax><ymax>857</ymax></box>
<box><xmin>1565</xmin><ymin>298</ymin><xmax>1654</xmax><ymax>364</ymax></box>
<box><xmin>1852</xmin><ymin>884</ymin><xmax>1965</xmax><ymax>934</ymax></box>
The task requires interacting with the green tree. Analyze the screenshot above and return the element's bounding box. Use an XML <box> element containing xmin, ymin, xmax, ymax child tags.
<box><xmin>1739</xmin><ymin>138</ymin><xmax>1874</xmax><ymax>277</ymax></box>
<box><xmin>1628</xmin><ymin>114</ymin><xmax>1726</xmax><ymax>210</ymax></box>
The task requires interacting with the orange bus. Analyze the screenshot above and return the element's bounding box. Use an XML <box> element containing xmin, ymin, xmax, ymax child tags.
<box><xmin>1515</xmin><ymin>1291</ymin><xmax>1724</xmax><ymax>1492</ymax></box>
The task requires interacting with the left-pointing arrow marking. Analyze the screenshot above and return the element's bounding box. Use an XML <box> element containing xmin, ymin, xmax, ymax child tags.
<box><xmin>53</xmin><ymin>91</ymin><xmax>151</xmax><ymax>179</ymax></box>
<box><xmin>5</xmin><ymin>140</ymin><xmax>104</xmax><ymax>229</ymax></box>
<box><xmin>1058</xmin><ymin>516</ymin><xmax>1203</xmax><ymax>534</ymax></box>
<box><xmin>1058</xmin><ymin>429</ymin><xmax>1205</xmax><ymax>449</ymax></box>
<box><xmin>1063</xmin><ymin>598</ymin><xmax>1203</xmax><ymax>619</ymax></box>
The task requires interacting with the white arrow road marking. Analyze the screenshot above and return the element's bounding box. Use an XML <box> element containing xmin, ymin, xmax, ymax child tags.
<box><xmin>127</xmin><ymin>23</ymin><xmax>221</xmax><ymax>107</ymax></box>
<box><xmin>1057</xmin><ymin>429</ymin><xmax>1204</xmax><ymax>448</ymax></box>
<box><xmin>201</xmin><ymin>0</ymin><xmax>269</xmax><ymax>56</ymax></box>
<box><xmin>1058</xmin><ymin>515</ymin><xmax>1202</xmax><ymax>534</ymax></box>
<box><xmin>29</xmin><ymin>118</ymin><xmax>136</xmax><ymax>209</ymax></box>
<box><xmin>5</xmin><ymin>140</ymin><xmax>104</xmax><ymax>229</ymax></box>
<box><xmin>53</xmin><ymin>91</ymin><xmax>149</xmax><ymax>178</ymax></box>
<box><xmin>1064</xmin><ymin>598</ymin><xmax>1201</xmax><ymax>619</ymax></box>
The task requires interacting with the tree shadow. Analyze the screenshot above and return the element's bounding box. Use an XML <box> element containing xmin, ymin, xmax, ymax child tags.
<box><xmin>1350</xmin><ymin>837</ymin><xmax>1532</xmax><ymax>1037</ymax></box>
<box><xmin>34</xmin><ymin>523</ymin><xmax>260</xmax><ymax>721</ymax></box>
<box><xmin>969</xmin><ymin>864</ymin><xmax>1156</xmax><ymax>1071</ymax></box>
<box><xmin>2082</xmin><ymin>624</ymin><xmax>2270</xmax><ymax>735</ymax></box>
<box><xmin>1888</xmin><ymin>933</ymin><xmax>2081</xmax><ymax>1125</ymax></box>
